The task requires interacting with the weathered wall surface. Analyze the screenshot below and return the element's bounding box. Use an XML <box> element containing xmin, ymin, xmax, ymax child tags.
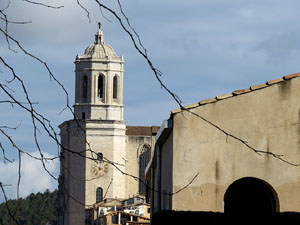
<box><xmin>160</xmin><ymin>133</ymin><xmax>173</xmax><ymax>210</ymax></box>
<box><xmin>126</xmin><ymin>135</ymin><xmax>152</xmax><ymax>197</ymax></box>
<box><xmin>60</xmin><ymin>120</ymin><xmax>127</xmax><ymax>225</ymax></box>
<box><xmin>60</xmin><ymin>121</ymin><xmax>86</xmax><ymax>225</ymax></box>
<box><xmin>85</xmin><ymin>120</ymin><xmax>127</xmax><ymax>204</ymax></box>
<box><xmin>171</xmin><ymin>77</ymin><xmax>300</xmax><ymax>212</ymax></box>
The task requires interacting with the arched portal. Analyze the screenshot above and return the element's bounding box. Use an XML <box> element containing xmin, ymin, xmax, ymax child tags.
<box><xmin>224</xmin><ymin>177</ymin><xmax>279</xmax><ymax>217</ymax></box>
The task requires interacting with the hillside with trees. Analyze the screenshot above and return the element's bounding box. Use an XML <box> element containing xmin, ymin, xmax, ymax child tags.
<box><xmin>0</xmin><ymin>189</ymin><xmax>58</xmax><ymax>225</ymax></box>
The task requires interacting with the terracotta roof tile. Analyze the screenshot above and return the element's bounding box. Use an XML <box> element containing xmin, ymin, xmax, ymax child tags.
<box><xmin>267</xmin><ymin>78</ymin><xmax>284</xmax><ymax>85</ymax></box>
<box><xmin>151</xmin><ymin>126</ymin><xmax>160</xmax><ymax>134</ymax></box>
<box><xmin>283</xmin><ymin>73</ymin><xmax>300</xmax><ymax>80</ymax></box>
<box><xmin>232</xmin><ymin>88</ymin><xmax>251</xmax><ymax>95</ymax></box>
<box><xmin>171</xmin><ymin>72</ymin><xmax>300</xmax><ymax>115</ymax></box>
<box><xmin>250</xmin><ymin>83</ymin><xmax>268</xmax><ymax>91</ymax></box>
<box><xmin>199</xmin><ymin>98</ymin><xmax>217</xmax><ymax>105</ymax></box>
<box><xmin>171</xmin><ymin>108</ymin><xmax>182</xmax><ymax>114</ymax></box>
<box><xmin>216</xmin><ymin>93</ymin><xmax>233</xmax><ymax>100</ymax></box>
<box><xmin>126</xmin><ymin>126</ymin><xmax>153</xmax><ymax>136</ymax></box>
<box><xmin>184</xmin><ymin>103</ymin><xmax>200</xmax><ymax>110</ymax></box>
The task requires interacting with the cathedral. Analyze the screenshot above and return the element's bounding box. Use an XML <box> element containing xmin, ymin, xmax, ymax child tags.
<box><xmin>58</xmin><ymin>24</ymin><xmax>158</xmax><ymax>225</ymax></box>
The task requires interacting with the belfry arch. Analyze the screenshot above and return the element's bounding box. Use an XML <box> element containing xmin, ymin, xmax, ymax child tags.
<box><xmin>113</xmin><ymin>75</ymin><xmax>118</xmax><ymax>100</ymax></box>
<box><xmin>98</xmin><ymin>74</ymin><xmax>105</xmax><ymax>100</ymax></box>
<box><xmin>224</xmin><ymin>177</ymin><xmax>279</xmax><ymax>216</ymax></box>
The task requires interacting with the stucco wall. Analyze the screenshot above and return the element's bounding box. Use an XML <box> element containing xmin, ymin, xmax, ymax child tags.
<box><xmin>160</xmin><ymin>132</ymin><xmax>173</xmax><ymax>210</ymax></box>
<box><xmin>171</xmin><ymin>77</ymin><xmax>300</xmax><ymax>212</ymax></box>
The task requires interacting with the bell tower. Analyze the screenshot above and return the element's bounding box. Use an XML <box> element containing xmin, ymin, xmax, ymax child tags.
<box><xmin>59</xmin><ymin>24</ymin><xmax>127</xmax><ymax>225</ymax></box>
<box><xmin>74</xmin><ymin>23</ymin><xmax>124</xmax><ymax>121</ymax></box>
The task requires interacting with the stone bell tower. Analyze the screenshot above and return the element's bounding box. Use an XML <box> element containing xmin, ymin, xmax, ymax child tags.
<box><xmin>59</xmin><ymin>24</ymin><xmax>127</xmax><ymax>225</ymax></box>
<box><xmin>74</xmin><ymin>23</ymin><xmax>124</xmax><ymax>121</ymax></box>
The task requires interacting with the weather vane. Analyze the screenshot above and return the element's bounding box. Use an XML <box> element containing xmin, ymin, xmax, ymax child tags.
<box><xmin>98</xmin><ymin>22</ymin><xmax>102</xmax><ymax>29</ymax></box>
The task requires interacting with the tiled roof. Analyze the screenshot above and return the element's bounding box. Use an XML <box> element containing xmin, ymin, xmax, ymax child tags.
<box><xmin>126</xmin><ymin>126</ymin><xmax>160</xmax><ymax>136</ymax></box>
<box><xmin>172</xmin><ymin>72</ymin><xmax>300</xmax><ymax>115</ymax></box>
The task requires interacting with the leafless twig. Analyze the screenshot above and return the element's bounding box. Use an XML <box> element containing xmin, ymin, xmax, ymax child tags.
<box><xmin>22</xmin><ymin>0</ymin><xmax>63</xmax><ymax>9</ymax></box>
<box><xmin>76</xmin><ymin>0</ymin><xmax>91</xmax><ymax>22</ymax></box>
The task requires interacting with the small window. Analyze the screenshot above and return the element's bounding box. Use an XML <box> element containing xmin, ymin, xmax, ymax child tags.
<box><xmin>97</xmin><ymin>153</ymin><xmax>103</xmax><ymax>161</ymax></box>
<box><xmin>82</xmin><ymin>75</ymin><xmax>88</xmax><ymax>99</ymax></box>
<box><xmin>113</xmin><ymin>75</ymin><xmax>118</xmax><ymax>99</ymax></box>
<box><xmin>98</xmin><ymin>74</ymin><xmax>104</xmax><ymax>99</ymax></box>
<box><xmin>100</xmin><ymin>209</ymin><xmax>104</xmax><ymax>216</ymax></box>
<box><xmin>82</xmin><ymin>112</ymin><xmax>86</xmax><ymax>120</ymax></box>
<box><xmin>96</xmin><ymin>187</ymin><xmax>103</xmax><ymax>202</ymax></box>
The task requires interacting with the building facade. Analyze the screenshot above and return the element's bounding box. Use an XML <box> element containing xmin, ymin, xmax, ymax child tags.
<box><xmin>147</xmin><ymin>73</ymin><xmax>300</xmax><ymax>217</ymax></box>
<box><xmin>58</xmin><ymin>25</ymin><xmax>158</xmax><ymax>225</ymax></box>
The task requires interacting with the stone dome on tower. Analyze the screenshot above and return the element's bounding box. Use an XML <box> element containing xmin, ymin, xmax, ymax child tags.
<box><xmin>81</xmin><ymin>44</ymin><xmax>117</xmax><ymax>59</ymax></box>
<box><xmin>73</xmin><ymin>23</ymin><xmax>124</xmax><ymax>121</ymax></box>
<box><xmin>78</xmin><ymin>23</ymin><xmax>119</xmax><ymax>59</ymax></box>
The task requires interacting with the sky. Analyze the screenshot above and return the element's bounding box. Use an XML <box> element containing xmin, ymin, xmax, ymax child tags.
<box><xmin>1</xmin><ymin>0</ymin><xmax>300</xmax><ymax>201</ymax></box>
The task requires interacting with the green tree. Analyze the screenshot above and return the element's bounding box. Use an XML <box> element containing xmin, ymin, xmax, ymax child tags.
<box><xmin>0</xmin><ymin>189</ymin><xmax>58</xmax><ymax>225</ymax></box>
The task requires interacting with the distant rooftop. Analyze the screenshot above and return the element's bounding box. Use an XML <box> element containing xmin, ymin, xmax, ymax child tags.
<box><xmin>126</xmin><ymin>126</ymin><xmax>160</xmax><ymax>136</ymax></box>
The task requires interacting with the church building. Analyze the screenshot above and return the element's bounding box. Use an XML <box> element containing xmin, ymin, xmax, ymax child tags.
<box><xmin>58</xmin><ymin>24</ymin><xmax>158</xmax><ymax>225</ymax></box>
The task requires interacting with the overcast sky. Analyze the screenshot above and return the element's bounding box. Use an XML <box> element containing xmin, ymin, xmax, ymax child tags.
<box><xmin>1</xmin><ymin>0</ymin><xmax>300</xmax><ymax>201</ymax></box>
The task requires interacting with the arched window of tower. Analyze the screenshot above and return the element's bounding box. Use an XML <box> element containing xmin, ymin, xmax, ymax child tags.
<box><xmin>113</xmin><ymin>75</ymin><xmax>118</xmax><ymax>100</ymax></box>
<box><xmin>96</xmin><ymin>187</ymin><xmax>103</xmax><ymax>202</ymax></box>
<box><xmin>138</xmin><ymin>144</ymin><xmax>151</xmax><ymax>195</ymax></box>
<box><xmin>98</xmin><ymin>74</ymin><xmax>104</xmax><ymax>100</ymax></box>
<box><xmin>82</xmin><ymin>75</ymin><xmax>88</xmax><ymax>100</ymax></box>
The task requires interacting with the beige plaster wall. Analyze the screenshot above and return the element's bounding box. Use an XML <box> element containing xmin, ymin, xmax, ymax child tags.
<box><xmin>171</xmin><ymin>77</ymin><xmax>300</xmax><ymax>212</ymax></box>
<box><xmin>160</xmin><ymin>133</ymin><xmax>173</xmax><ymax>210</ymax></box>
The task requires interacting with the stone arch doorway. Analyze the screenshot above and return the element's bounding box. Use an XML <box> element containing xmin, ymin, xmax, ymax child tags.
<box><xmin>224</xmin><ymin>177</ymin><xmax>279</xmax><ymax>217</ymax></box>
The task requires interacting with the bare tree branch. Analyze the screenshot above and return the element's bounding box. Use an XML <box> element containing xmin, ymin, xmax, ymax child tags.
<box><xmin>98</xmin><ymin>5</ymin><xmax>112</xmax><ymax>23</ymax></box>
<box><xmin>0</xmin><ymin>100</ymin><xmax>38</xmax><ymax>105</ymax></box>
<box><xmin>22</xmin><ymin>0</ymin><xmax>63</xmax><ymax>9</ymax></box>
<box><xmin>0</xmin><ymin>3</ymin><xmax>299</xmax><ymax>225</ymax></box>
<box><xmin>76</xmin><ymin>0</ymin><xmax>91</xmax><ymax>22</ymax></box>
<box><xmin>0</xmin><ymin>183</ymin><xmax>20</xmax><ymax>225</ymax></box>
<box><xmin>103</xmin><ymin>178</ymin><xmax>113</xmax><ymax>199</ymax></box>
<box><xmin>0</xmin><ymin>142</ymin><xmax>14</xmax><ymax>163</ymax></box>
<box><xmin>0</xmin><ymin>16</ymin><xmax>32</xmax><ymax>25</ymax></box>
<box><xmin>116</xmin><ymin>0</ymin><xmax>147</xmax><ymax>55</ymax></box>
